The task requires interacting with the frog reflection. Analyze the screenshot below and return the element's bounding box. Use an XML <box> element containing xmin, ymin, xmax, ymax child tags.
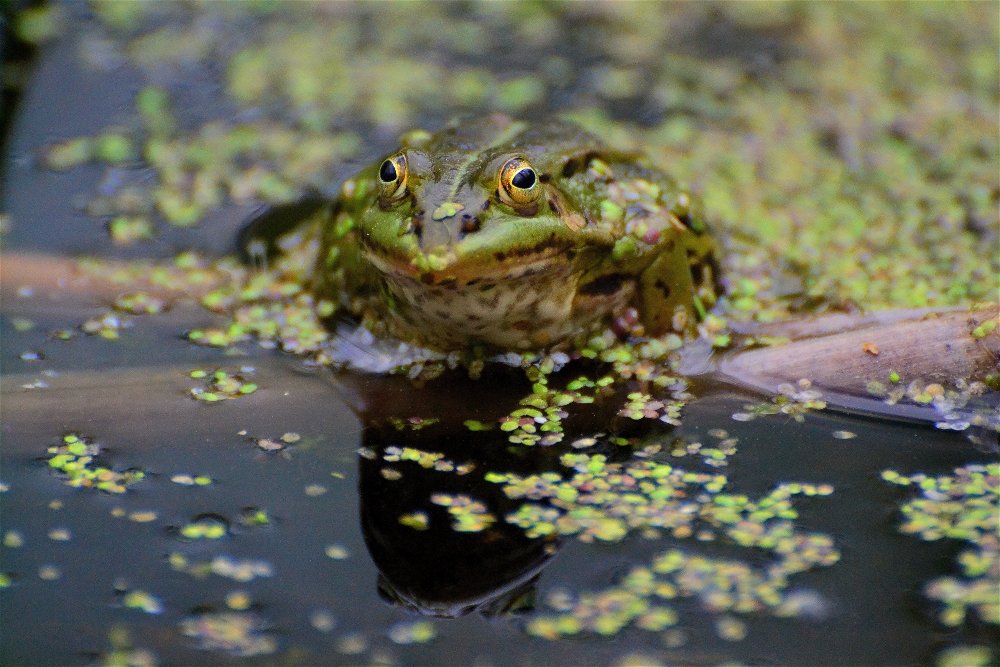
<box><xmin>349</xmin><ymin>367</ymin><xmax>654</xmax><ymax>618</ymax></box>
<box><xmin>358</xmin><ymin>423</ymin><xmax>558</xmax><ymax>618</ymax></box>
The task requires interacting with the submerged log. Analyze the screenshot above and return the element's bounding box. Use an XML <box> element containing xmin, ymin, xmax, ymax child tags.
<box><xmin>717</xmin><ymin>306</ymin><xmax>999</xmax><ymax>421</ymax></box>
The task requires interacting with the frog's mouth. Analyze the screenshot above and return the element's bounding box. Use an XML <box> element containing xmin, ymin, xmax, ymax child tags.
<box><xmin>361</xmin><ymin>238</ymin><xmax>575</xmax><ymax>285</ymax></box>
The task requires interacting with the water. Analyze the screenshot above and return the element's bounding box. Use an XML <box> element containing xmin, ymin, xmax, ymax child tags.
<box><xmin>1</xmin><ymin>323</ymin><xmax>991</xmax><ymax>663</ymax></box>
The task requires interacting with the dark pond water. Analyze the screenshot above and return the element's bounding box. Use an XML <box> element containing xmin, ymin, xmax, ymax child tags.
<box><xmin>0</xmin><ymin>341</ymin><xmax>990</xmax><ymax>665</ymax></box>
<box><xmin>2</xmin><ymin>4</ymin><xmax>997</xmax><ymax>666</ymax></box>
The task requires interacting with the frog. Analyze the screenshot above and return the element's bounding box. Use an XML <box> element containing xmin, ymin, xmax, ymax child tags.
<box><xmin>313</xmin><ymin>114</ymin><xmax>719</xmax><ymax>353</ymax></box>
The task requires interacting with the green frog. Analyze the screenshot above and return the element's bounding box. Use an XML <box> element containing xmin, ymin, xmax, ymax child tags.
<box><xmin>314</xmin><ymin>114</ymin><xmax>719</xmax><ymax>353</ymax></box>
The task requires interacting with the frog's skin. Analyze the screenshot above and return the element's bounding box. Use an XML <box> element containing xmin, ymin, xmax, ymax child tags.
<box><xmin>315</xmin><ymin>114</ymin><xmax>718</xmax><ymax>352</ymax></box>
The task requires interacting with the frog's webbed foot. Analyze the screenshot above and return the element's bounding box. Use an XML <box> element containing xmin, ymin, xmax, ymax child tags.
<box><xmin>321</xmin><ymin>321</ymin><xmax>453</xmax><ymax>375</ymax></box>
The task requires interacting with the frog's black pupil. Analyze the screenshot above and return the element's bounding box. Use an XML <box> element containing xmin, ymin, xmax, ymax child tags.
<box><xmin>379</xmin><ymin>160</ymin><xmax>397</xmax><ymax>183</ymax></box>
<box><xmin>511</xmin><ymin>168</ymin><xmax>535</xmax><ymax>189</ymax></box>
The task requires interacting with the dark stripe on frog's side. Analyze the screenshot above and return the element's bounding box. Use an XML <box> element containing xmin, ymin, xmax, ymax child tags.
<box><xmin>578</xmin><ymin>272</ymin><xmax>630</xmax><ymax>296</ymax></box>
<box><xmin>686</xmin><ymin>245</ymin><xmax>722</xmax><ymax>298</ymax></box>
<box><xmin>491</xmin><ymin>235</ymin><xmax>570</xmax><ymax>263</ymax></box>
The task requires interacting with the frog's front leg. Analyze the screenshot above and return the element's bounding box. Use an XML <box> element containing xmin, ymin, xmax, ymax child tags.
<box><xmin>638</xmin><ymin>214</ymin><xmax>721</xmax><ymax>336</ymax></box>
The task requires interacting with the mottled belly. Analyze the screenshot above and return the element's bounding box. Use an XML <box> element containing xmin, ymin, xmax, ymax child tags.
<box><xmin>379</xmin><ymin>265</ymin><xmax>634</xmax><ymax>351</ymax></box>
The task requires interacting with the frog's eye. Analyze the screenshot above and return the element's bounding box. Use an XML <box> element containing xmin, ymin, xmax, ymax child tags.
<box><xmin>377</xmin><ymin>154</ymin><xmax>408</xmax><ymax>203</ymax></box>
<box><xmin>498</xmin><ymin>157</ymin><xmax>542</xmax><ymax>210</ymax></box>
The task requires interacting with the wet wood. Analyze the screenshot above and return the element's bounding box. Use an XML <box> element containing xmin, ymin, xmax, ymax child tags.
<box><xmin>718</xmin><ymin>306</ymin><xmax>1000</xmax><ymax>420</ymax></box>
<box><xmin>0</xmin><ymin>253</ymin><xmax>209</xmax><ymax>302</ymax></box>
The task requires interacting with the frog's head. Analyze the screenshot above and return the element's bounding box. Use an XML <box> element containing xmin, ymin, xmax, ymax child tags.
<box><xmin>349</xmin><ymin>115</ymin><xmax>610</xmax><ymax>284</ymax></box>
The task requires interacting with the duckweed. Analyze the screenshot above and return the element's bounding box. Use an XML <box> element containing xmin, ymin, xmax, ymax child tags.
<box><xmin>731</xmin><ymin>381</ymin><xmax>827</xmax><ymax>423</ymax></box>
<box><xmin>430</xmin><ymin>494</ymin><xmax>496</xmax><ymax>533</ymax></box>
<box><xmin>715</xmin><ymin>615</ymin><xmax>748</xmax><ymax>642</ymax></box>
<box><xmin>10</xmin><ymin>317</ymin><xmax>34</xmax><ymax>332</ymax></box>
<box><xmin>47</xmin><ymin>528</ymin><xmax>71</xmax><ymax>541</ymax></box>
<box><xmin>94</xmin><ymin>133</ymin><xmax>135</xmax><ymax>164</ymax></box>
<box><xmin>45</xmin><ymin>433</ymin><xmax>145</xmax><ymax>494</ymax></box>
<box><xmin>398</xmin><ymin>512</ymin><xmax>430</xmax><ymax>531</ymax></box>
<box><xmin>936</xmin><ymin>645</ymin><xmax>993</xmax><ymax>667</ymax></box>
<box><xmin>179</xmin><ymin>612</ymin><xmax>276</xmax><ymax>657</ymax></box>
<box><xmin>492</xmin><ymin>448</ymin><xmax>838</xmax><ymax>554</ymax></box>
<box><xmin>496</xmin><ymin>367</ymin><xmax>606</xmax><ymax>447</ymax></box>
<box><xmin>42</xmin><ymin>137</ymin><xmax>92</xmax><ymax>171</ymax></box>
<box><xmin>884</xmin><ymin>463</ymin><xmax>999</xmax><ymax>629</ymax></box>
<box><xmin>108</xmin><ymin>216</ymin><xmax>155</xmax><ymax>245</ymax></box>
<box><xmin>619</xmin><ymin>392</ymin><xmax>685</xmax><ymax>426</ymax></box>
<box><xmin>335</xmin><ymin>633</ymin><xmax>368</xmax><ymax>655</ymax></box>
<box><xmin>80</xmin><ymin>311</ymin><xmax>129</xmax><ymax>340</ymax></box>
<box><xmin>182</xmin><ymin>240</ymin><xmax>332</xmax><ymax>357</ymax></box>
<box><xmin>113</xmin><ymin>292</ymin><xmax>166</xmax><ymax>315</ymax></box>
<box><xmin>481</xmin><ymin>427</ymin><xmax>841</xmax><ymax>641</ymax></box>
<box><xmin>869</xmin><ymin>378</ymin><xmax>1000</xmax><ymax>433</ymax></box>
<box><xmin>170</xmin><ymin>474</ymin><xmax>213</xmax><ymax>486</ymax></box>
<box><xmin>255</xmin><ymin>437</ymin><xmax>286</xmax><ymax>452</ymax></box>
<box><xmin>168</xmin><ymin>554</ymin><xmax>273</xmax><ymax>582</ymax></box>
<box><xmin>382</xmin><ymin>446</ymin><xmax>474</xmax><ymax>474</ymax></box>
<box><xmin>463</xmin><ymin>420</ymin><xmax>492</xmax><ymax>432</ymax></box>
<box><xmin>178</xmin><ymin>517</ymin><xmax>228</xmax><ymax>540</ymax></box>
<box><xmin>324</xmin><ymin>544</ymin><xmax>349</xmax><ymax>560</ymax></box>
<box><xmin>389</xmin><ymin>416</ymin><xmax>440</xmax><ymax>431</ymax></box>
<box><xmin>3</xmin><ymin>530</ymin><xmax>24</xmax><ymax>548</ymax></box>
<box><xmin>309</xmin><ymin>609</ymin><xmax>337</xmax><ymax>633</ymax></box>
<box><xmin>971</xmin><ymin>318</ymin><xmax>997</xmax><ymax>339</ymax></box>
<box><xmin>226</xmin><ymin>591</ymin><xmax>252</xmax><ymax>611</ymax></box>
<box><xmin>387</xmin><ymin>620</ymin><xmax>437</xmax><ymax>645</ymax></box>
<box><xmin>188</xmin><ymin>368</ymin><xmax>259</xmax><ymax>402</ymax></box>
<box><xmin>239</xmin><ymin>508</ymin><xmax>271</xmax><ymax>527</ymax></box>
<box><xmin>528</xmin><ymin>536</ymin><xmax>837</xmax><ymax>641</ymax></box>
<box><xmin>97</xmin><ymin>626</ymin><xmax>157</xmax><ymax>667</ymax></box>
<box><xmin>122</xmin><ymin>590</ymin><xmax>164</xmax><ymax>615</ymax></box>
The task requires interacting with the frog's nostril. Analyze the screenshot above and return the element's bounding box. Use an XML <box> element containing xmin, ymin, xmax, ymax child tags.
<box><xmin>460</xmin><ymin>217</ymin><xmax>482</xmax><ymax>236</ymax></box>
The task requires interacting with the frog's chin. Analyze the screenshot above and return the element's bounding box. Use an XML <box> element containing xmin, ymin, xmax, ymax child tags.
<box><xmin>363</xmin><ymin>246</ymin><xmax>569</xmax><ymax>285</ymax></box>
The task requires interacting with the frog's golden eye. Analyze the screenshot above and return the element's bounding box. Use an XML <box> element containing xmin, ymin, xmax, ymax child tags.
<box><xmin>377</xmin><ymin>154</ymin><xmax>408</xmax><ymax>203</ymax></box>
<box><xmin>498</xmin><ymin>157</ymin><xmax>542</xmax><ymax>210</ymax></box>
